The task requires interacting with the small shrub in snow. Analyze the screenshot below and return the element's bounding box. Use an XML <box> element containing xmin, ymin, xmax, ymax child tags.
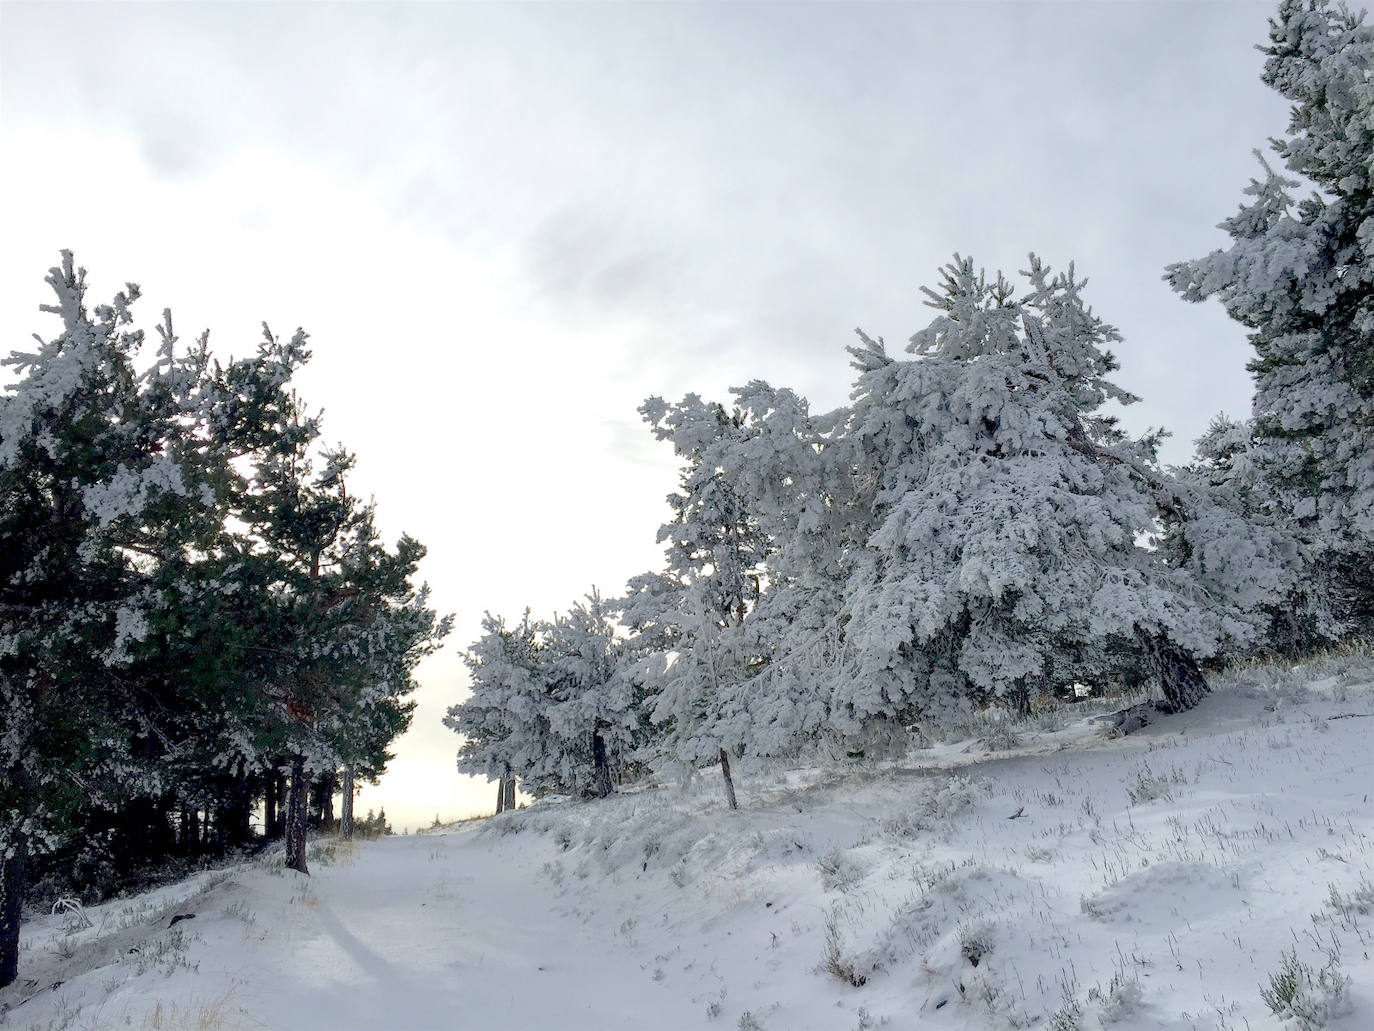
<box><xmin>50</xmin><ymin>896</ymin><xmax>93</xmax><ymax>931</ymax></box>
<box><xmin>1325</xmin><ymin>877</ymin><xmax>1374</xmax><ymax>918</ymax></box>
<box><xmin>1124</xmin><ymin>765</ymin><xmax>1186</xmax><ymax>806</ymax></box>
<box><xmin>821</xmin><ymin>911</ymin><xmax>868</xmax><ymax>987</ymax></box>
<box><xmin>929</xmin><ymin>773</ymin><xmax>989</xmax><ymax>813</ymax></box>
<box><xmin>956</xmin><ymin>919</ymin><xmax>994</xmax><ymax>967</ymax></box>
<box><xmin>1088</xmin><ymin>973</ymin><xmax>1143</xmax><ymax>1025</ymax></box>
<box><xmin>138</xmin><ymin>996</ymin><xmax>232</xmax><ymax>1031</ymax></box>
<box><xmin>817</xmin><ymin>849</ymin><xmax>867</xmax><ymax>893</ymax></box>
<box><xmin>48</xmin><ymin>930</ymin><xmax>77</xmax><ymax>961</ymax></box>
<box><xmin>1258</xmin><ymin>947</ymin><xmax>1352</xmax><ymax>1030</ymax></box>
<box><xmin>737</xmin><ymin>1012</ymin><xmax>764</xmax><ymax>1031</ymax></box>
<box><xmin>541</xmin><ymin>860</ymin><xmax>565</xmax><ymax>887</ymax></box>
<box><xmin>982</xmin><ymin>723</ymin><xmax>1022</xmax><ymax>752</ymax></box>
<box><xmin>221</xmin><ymin>899</ymin><xmax>255</xmax><ymax>926</ymax></box>
<box><xmin>22</xmin><ymin>994</ymin><xmax>79</xmax><ymax>1031</ymax></box>
<box><xmin>123</xmin><ymin>926</ymin><xmax>198</xmax><ymax>977</ymax></box>
<box><xmin>1045</xmin><ymin>997</ymin><xmax>1083</xmax><ymax>1031</ymax></box>
<box><xmin>883</xmin><ymin>775</ymin><xmax>987</xmax><ymax>838</ymax></box>
<box><xmin>308</xmin><ymin>840</ymin><xmax>348</xmax><ymax>867</ymax></box>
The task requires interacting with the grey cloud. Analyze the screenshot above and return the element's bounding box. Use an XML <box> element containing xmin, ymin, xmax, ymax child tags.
<box><xmin>522</xmin><ymin>204</ymin><xmax>690</xmax><ymax>317</ymax></box>
<box><xmin>3</xmin><ymin>0</ymin><xmax>1293</xmax><ymax>468</ymax></box>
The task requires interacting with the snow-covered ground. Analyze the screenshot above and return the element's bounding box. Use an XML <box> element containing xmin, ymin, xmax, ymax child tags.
<box><xmin>3</xmin><ymin>653</ymin><xmax>1372</xmax><ymax>1031</ymax></box>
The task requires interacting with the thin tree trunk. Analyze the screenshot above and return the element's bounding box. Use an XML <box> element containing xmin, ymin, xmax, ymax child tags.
<box><xmin>0</xmin><ymin>832</ymin><xmax>27</xmax><ymax>989</ymax></box>
<box><xmin>263</xmin><ymin>774</ymin><xmax>277</xmax><ymax>841</ymax></box>
<box><xmin>503</xmin><ymin>773</ymin><xmax>516</xmax><ymax>813</ymax></box>
<box><xmin>340</xmin><ymin>766</ymin><xmax>355</xmax><ymax>839</ymax></box>
<box><xmin>275</xmin><ymin>772</ymin><xmax>288</xmax><ymax>837</ymax></box>
<box><xmin>284</xmin><ymin>754</ymin><xmax>310</xmax><ymax>874</ymax></box>
<box><xmin>718</xmin><ymin>747</ymin><xmax>739</xmax><ymax>811</ymax></box>
<box><xmin>1010</xmin><ymin>675</ymin><xmax>1034</xmax><ymax>719</ymax></box>
<box><xmin>591</xmin><ymin>727</ymin><xmax>613</xmax><ymax>799</ymax></box>
<box><xmin>233</xmin><ymin>798</ymin><xmax>252</xmax><ymax>847</ymax></box>
<box><xmin>225</xmin><ymin>778</ymin><xmax>253</xmax><ymax>847</ymax></box>
<box><xmin>1135</xmin><ymin>625</ymin><xmax>1210</xmax><ymax>713</ymax></box>
<box><xmin>495</xmin><ymin>777</ymin><xmax>506</xmax><ymax>815</ymax></box>
<box><xmin>321</xmin><ymin>770</ymin><xmax>336</xmax><ymax>828</ymax></box>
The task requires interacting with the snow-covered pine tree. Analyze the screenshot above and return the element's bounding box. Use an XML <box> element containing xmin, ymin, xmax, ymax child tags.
<box><xmin>1166</xmin><ymin>0</ymin><xmax>1374</xmax><ymax>635</ymax></box>
<box><xmin>840</xmin><ymin>256</ymin><xmax>1271</xmax><ymax>732</ymax></box>
<box><xmin>448</xmin><ymin>595</ymin><xmax>638</xmax><ymax>801</ymax></box>
<box><xmin>311</xmin><ymin>503</ymin><xmax>449</xmax><ymax>832</ymax></box>
<box><xmin>631</xmin><ymin>395</ymin><xmax>774</xmax><ymax>806</ymax></box>
<box><xmin>221</xmin><ymin>350</ymin><xmax>346</xmax><ymax>874</ymax></box>
<box><xmin>447</xmin><ymin>611</ymin><xmax>546</xmax><ymax>800</ymax></box>
<box><xmin>542</xmin><ymin>590</ymin><xmax>641</xmax><ymax>798</ymax></box>
<box><xmin>123</xmin><ymin>320</ymin><xmax>315</xmax><ymax>865</ymax></box>
<box><xmin>707</xmin><ymin>382</ymin><xmax>863</xmax><ymax>758</ymax></box>
<box><xmin>1169</xmin><ymin>416</ymin><xmax>1335</xmax><ymax>655</ymax></box>
<box><xmin>238</xmin><ymin>408</ymin><xmax>447</xmax><ymax>872</ymax></box>
<box><xmin>0</xmin><ymin>255</ymin><xmax>222</xmax><ymax>987</ymax></box>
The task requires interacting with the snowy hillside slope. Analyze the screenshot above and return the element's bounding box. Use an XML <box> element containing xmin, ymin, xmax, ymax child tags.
<box><xmin>3</xmin><ymin>653</ymin><xmax>1372</xmax><ymax>1031</ymax></box>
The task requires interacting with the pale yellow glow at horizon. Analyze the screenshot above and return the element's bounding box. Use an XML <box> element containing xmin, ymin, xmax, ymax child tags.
<box><xmin>1</xmin><ymin>123</ymin><xmax>677</xmax><ymax>835</ymax></box>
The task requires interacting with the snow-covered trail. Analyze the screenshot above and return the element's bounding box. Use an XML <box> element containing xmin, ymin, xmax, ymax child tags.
<box><xmin>223</xmin><ymin>829</ymin><xmax>682</xmax><ymax>1030</ymax></box>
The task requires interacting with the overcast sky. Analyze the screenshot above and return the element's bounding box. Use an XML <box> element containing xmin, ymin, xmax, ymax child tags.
<box><xmin>1</xmin><ymin>0</ymin><xmax>1301</xmax><ymax>828</ymax></box>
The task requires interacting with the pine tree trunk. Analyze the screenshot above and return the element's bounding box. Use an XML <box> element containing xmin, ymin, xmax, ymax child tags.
<box><xmin>339</xmin><ymin>766</ymin><xmax>355</xmax><ymax>839</ymax></box>
<box><xmin>503</xmin><ymin>774</ymin><xmax>516</xmax><ymax>813</ymax></box>
<box><xmin>495</xmin><ymin>777</ymin><xmax>506</xmax><ymax>815</ymax></box>
<box><xmin>591</xmin><ymin>727</ymin><xmax>613</xmax><ymax>799</ymax></box>
<box><xmin>1010</xmin><ymin>676</ymin><xmax>1034</xmax><ymax>718</ymax></box>
<box><xmin>227</xmin><ymin>790</ymin><xmax>252</xmax><ymax>847</ymax></box>
<box><xmin>284</xmin><ymin>754</ymin><xmax>310</xmax><ymax>874</ymax></box>
<box><xmin>1135</xmin><ymin>625</ymin><xmax>1210</xmax><ymax>713</ymax></box>
<box><xmin>264</xmin><ymin>773</ymin><xmax>277</xmax><ymax>841</ymax></box>
<box><xmin>0</xmin><ymin>832</ymin><xmax>27</xmax><ymax>990</ymax></box>
<box><xmin>275</xmin><ymin>772</ymin><xmax>288</xmax><ymax>837</ymax></box>
<box><xmin>719</xmin><ymin>747</ymin><xmax>739</xmax><ymax>811</ymax></box>
<box><xmin>229</xmin><ymin>804</ymin><xmax>245</xmax><ymax>849</ymax></box>
<box><xmin>321</xmin><ymin>770</ymin><xmax>336</xmax><ymax>828</ymax></box>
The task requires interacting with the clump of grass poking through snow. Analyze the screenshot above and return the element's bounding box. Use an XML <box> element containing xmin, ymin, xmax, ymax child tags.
<box><xmin>982</xmin><ymin>722</ymin><xmax>1022</xmax><ymax>752</ymax></box>
<box><xmin>816</xmin><ymin>848</ymin><xmax>866</xmax><ymax>893</ymax></box>
<box><xmin>882</xmin><ymin>774</ymin><xmax>987</xmax><ymax>838</ymax></box>
<box><xmin>122</xmin><ymin>926</ymin><xmax>198</xmax><ymax>977</ymax></box>
<box><xmin>821</xmin><ymin>910</ymin><xmax>868</xmax><ymax>988</ymax></box>
<box><xmin>1324</xmin><ymin>877</ymin><xmax>1374</xmax><ymax>920</ymax></box>
<box><xmin>1258</xmin><ymin>946</ymin><xmax>1352</xmax><ymax>1030</ymax></box>
<box><xmin>1088</xmin><ymin>972</ymin><xmax>1143</xmax><ymax>1025</ymax></box>
<box><xmin>1124</xmin><ymin>764</ymin><xmax>1186</xmax><ymax>806</ymax></box>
